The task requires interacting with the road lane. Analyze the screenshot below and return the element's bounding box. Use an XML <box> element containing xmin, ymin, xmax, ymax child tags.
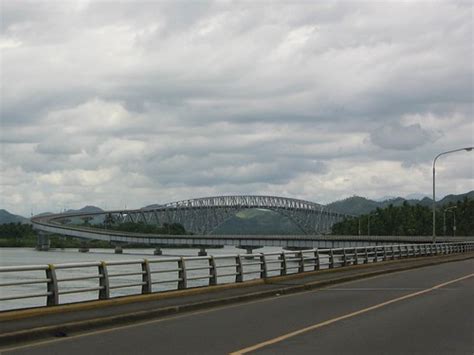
<box><xmin>238</xmin><ymin>274</ymin><xmax>473</xmax><ymax>354</ymax></box>
<box><xmin>3</xmin><ymin>258</ymin><xmax>473</xmax><ymax>355</ymax></box>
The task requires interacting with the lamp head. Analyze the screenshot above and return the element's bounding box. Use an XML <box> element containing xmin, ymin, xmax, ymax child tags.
<box><xmin>465</xmin><ymin>147</ymin><xmax>473</xmax><ymax>151</ymax></box>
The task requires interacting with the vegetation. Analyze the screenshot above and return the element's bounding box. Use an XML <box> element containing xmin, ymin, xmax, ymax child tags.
<box><xmin>213</xmin><ymin>209</ymin><xmax>302</xmax><ymax>235</ymax></box>
<box><xmin>332</xmin><ymin>197</ymin><xmax>474</xmax><ymax>236</ymax></box>
<box><xmin>0</xmin><ymin>223</ymin><xmax>36</xmax><ymax>246</ymax></box>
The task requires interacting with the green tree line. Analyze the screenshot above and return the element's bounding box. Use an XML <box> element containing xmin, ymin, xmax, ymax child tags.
<box><xmin>332</xmin><ymin>197</ymin><xmax>474</xmax><ymax>236</ymax></box>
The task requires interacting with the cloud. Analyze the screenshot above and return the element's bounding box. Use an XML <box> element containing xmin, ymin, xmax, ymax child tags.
<box><xmin>370</xmin><ymin>122</ymin><xmax>436</xmax><ymax>150</ymax></box>
<box><xmin>0</xmin><ymin>1</ymin><xmax>472</xmax><ymax>216</ymax></box>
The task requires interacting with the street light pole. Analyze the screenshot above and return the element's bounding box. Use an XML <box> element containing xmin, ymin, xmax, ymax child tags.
<box><xmin>432</xmin><ymin>147</ymin><xmax>473</xmax><ymax>243</ymax></box>
<box><xmin>453</xmin><ymin>210</ymin><xmax>457</xmax><ymax>237</ymax></box>
<box><xmin>368</xmin><ymin>212</ymin><xmax>378</xmax><ymax>237</ymax></box>
<box><xmin>443</xmin><ymin>206</ymin><xmax>457</xmax><ymax>237</ymax></box>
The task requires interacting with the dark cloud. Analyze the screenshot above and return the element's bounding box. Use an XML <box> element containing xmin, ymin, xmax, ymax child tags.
<box><xmin>370</xmin><ymin>122</ymin><xmax>436</xmax><ymax>150</ymax></box>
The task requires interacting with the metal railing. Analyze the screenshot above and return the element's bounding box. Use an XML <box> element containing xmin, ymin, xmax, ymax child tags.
<box><xmin>1</xmin><ymin>242</ymin><xmax>472</xmax><ymax>310</ymax></box>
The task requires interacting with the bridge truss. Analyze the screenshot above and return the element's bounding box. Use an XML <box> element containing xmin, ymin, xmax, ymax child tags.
<box><xmin>98</xmin><ymin>195</ymin><xmax>347</xmax><ymax>235</ymax></box>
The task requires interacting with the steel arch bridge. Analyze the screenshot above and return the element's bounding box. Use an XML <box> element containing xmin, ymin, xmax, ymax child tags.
<box><xmin>100</xmin><ymin>195</ymin><xmax>347</xmax><ymax>235</ymax></box>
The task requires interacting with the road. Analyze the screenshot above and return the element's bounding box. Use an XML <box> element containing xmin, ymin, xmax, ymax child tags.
<box><xmin>3</xmin><ymin>258</ymin><xmax>473</xmax><ymax>355</ymax></box>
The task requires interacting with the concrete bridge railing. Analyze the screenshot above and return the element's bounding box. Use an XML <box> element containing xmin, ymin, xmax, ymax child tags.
<box><xmin>1</xmin><ymin>242</ymin><xmax>473</xmax><ymax>310</ymax></box>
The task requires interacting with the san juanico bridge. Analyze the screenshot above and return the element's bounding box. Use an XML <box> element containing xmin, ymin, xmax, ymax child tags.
<box><xmin>32</xmin><ymin>195</ymin><xmax>351</xmax><ymax>253</ymax></box>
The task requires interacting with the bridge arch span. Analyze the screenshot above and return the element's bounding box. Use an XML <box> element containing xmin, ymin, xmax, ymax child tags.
<box><xmin>32</xmin><ymin>195</ymin><xmax>349</xmax><ymax>237</ymax></box>
<box><xmin>132</xmin><ymin>195</ymin><xmax>346</xmax><ymax>235</ymax></box>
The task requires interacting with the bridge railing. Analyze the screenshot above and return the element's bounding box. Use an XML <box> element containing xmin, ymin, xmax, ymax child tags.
<box><xmin>1</xmin><ymin>242</ymin><xmax>472</xmax><ymax>310</ymax></box>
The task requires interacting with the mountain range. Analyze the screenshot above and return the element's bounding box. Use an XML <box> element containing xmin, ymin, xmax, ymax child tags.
<box><xmin>1</xmin><ymin>191</ymin><xmax>472</xmax><ymax>225</ymax></box>
<box><xmin>327</xmin><ymin>191</ymin><xmax>474</xmax><ymax>216</ymax></box>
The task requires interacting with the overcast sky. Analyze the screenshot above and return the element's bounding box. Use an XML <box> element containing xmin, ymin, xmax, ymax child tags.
<box><xmin>1</xmin><ymin>1</ymin><xmax>473</xmax><ymax>216</ymax></box>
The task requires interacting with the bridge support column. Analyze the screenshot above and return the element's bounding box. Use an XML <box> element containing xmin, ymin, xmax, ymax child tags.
<box><xmin>36</xmin><ymin>231</ymin><xmax>50</xmax><ymax>251</ymax></box>
<box><xmin>241</xmin><ymin>247</ymin><xmax>260</xmax><ymax>259</ymax></box>
<box><xmin>154</xmin><ymin>248</ymin><xmax>163</xmax><ymax>256</ymax></box>
<box><xmin>198</xmin><ymin>247</ymin><xmax>207</xmax><ymax>257</ymax></box>
<box><xmin>79</xmin><ymin>241</ymin><xmax>89</xmax><ymax>253</ymax></box>
<box><xmin>114</xmin><ymin>245</ymin><xmax>123</xmax><ymax>254</ymax></box>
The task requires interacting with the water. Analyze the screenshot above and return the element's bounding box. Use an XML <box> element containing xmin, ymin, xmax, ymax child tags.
<box><xmin>0</xmin><ymin>246</ymin><xmax>294</xmax><ymax>311</ymax></box>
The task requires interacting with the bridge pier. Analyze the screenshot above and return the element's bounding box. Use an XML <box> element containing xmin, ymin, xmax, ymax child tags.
<box><xmin>114</xmin><ymin>246</ymin><xmax>123</xmax><ymax>254</ymax></box>
<box><xmin>35</xmin><ymin>232</ymin><xmax>50</xmax><ymax>251</ymax></box>
<box><xmin>198</xmin><ymin>247</ymin><xmax>207</xmax><ymax>257</ymax></box>
<box><xmin>240</xmin><ymin>246</ymin><xmax>261</xmax><ymax>259</ymax></box>
<box><xmin>154</xmin><ymin>248</ymin><xmax>163</xmax><ymax>256</ymax></box>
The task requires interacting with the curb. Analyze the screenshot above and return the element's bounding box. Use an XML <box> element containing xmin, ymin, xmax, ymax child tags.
<box><xmin>1</xmin><ymin>253</ymin><xmax>472</xmax><ymax>347</ymax></box>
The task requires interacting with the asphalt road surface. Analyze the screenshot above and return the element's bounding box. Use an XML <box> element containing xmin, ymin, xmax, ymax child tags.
<box><xmin>3</xmin><ymin>258</ymin><xmax>473</xmax><ymax>355</ymax></box>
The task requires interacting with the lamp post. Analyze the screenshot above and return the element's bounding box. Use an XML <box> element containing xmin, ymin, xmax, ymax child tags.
<box><xmin>432</xmin><ymin>147</ymin><xmax>473</xmax><ymax>243</ymax></box>
<box><xmin>452</xmin><ymin>209</ymin><xmax>457</xmax><ymax>237</ymax></box>
<box><xmin>368</xmin><ymin>212</ymin><xmax>378</xmax><ymax>237</ymax></box>
<box><xmin>443</xmin><ymin>206</ymin><xmax>457</xmax><ymax>237</ymax></box>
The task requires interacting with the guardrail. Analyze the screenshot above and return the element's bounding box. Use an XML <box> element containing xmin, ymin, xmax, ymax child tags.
<box><xmin>1</xmin><ymin>242</ymin><xmax>472</xmax><ymax>310</ymax></box>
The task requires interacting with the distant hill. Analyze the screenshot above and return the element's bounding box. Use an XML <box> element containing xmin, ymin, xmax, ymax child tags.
<box><xmin>33</xmin><ymin>212</ymin><xmax>54</xmax><ymax>217</ymax></box>
<box><xmin>0</xmin><ymin>209</ymin><xmax>30</xmax><ymax>224</ymax></box>
<box><xmin>213</xmin><ymin>209</ymin><xmax>302</xmax><ymax>235</ymax></box>
<box><xmin>65</xmin><ymin>205</ymin><xmax>104</xmax><ymax>214</ymax></box>
<box><xmin>437</xmin><ymin>191</ymin><xmax>474</xmax><ymax>206</ymax></box>
<box><xmin>142</xmin><ymin>204</ymin><xmax>163</xmax><ymax>210</ymax></box>
<box><xmin>328</xmin><ymin>191</ymin><xmax>474</xmax><ymax>216</ymax></box>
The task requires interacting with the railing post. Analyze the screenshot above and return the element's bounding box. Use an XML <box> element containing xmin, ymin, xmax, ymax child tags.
<box><xmin>373</xmin><ymin>247</ymin><xmax>378</xmax><ymax>263</ymax></box>
<box><xmin>98</xmin><ymin>261</ymin><xmax>110</xmax><ymax>300</ymax></box>
<box><xmin>383</xmin><ymin>246</ymin><xmax>388</xmax><ymax>261</ymax></box>
<box><xmin>46</xmin><ymin>264</ymin><xmax>59</xmax><ymax>306</ymax></box>
<box><xmin>390</xmin><ymin>246</ymin><xmax>395</xmax><ymax>260</ymax></box>
<box><xmin>260</xmin><ymin>253</ymin><xmax>268</xmax><ymax>279</ymax></box>
<box><xmin>178</xmin><ymin>257</ymin><xmax>187</xmax><ymax>289</ymax></box>
<box><xmin>329</xmin><ymin>249</ymin><xmax>335</xmax><ymax>268</ymax></box>
<box><xmin>314</xmin><ymin>249</ymin><xmax>320</xmax><ymax>270</ymax></box>
<box><xmin>397</xmin><ymin>245</ymin><xmax>402</xmax><ymax>259</ymax></box>
<box><xmin>279</xmin><ymin>252</ymin><xmax>287</xmax><ymax>276</ymax></box>
<box><xmin>209</xmin><ymin>256</ymin><xmax>217</xmax><ymax>286</ymax></box>
<box><xmin>141</xmin><ymin>259</ymin><xmax>152</xmax><ymax>294</ymax></box>
<box><xmin>298</xmin><ymin>251</ymin><xmax>305</xmax><ymax>273</ymax></box>
<box><xmin>354</xmin><ymin>248</ymin><xmax>359</xmax><ymax>265</ymax></box>
<box><xmin>236</xmin><ymin>255</ymin><xmax>243</xmax><ymax>282</ymax></box>
<box><xmin>364</xmin><ymin>247</ymin><xmax>369</xmax><ymax>264</ymax></box>
<box><xmin>342</xmin><ymin>248</ymin><xmax>347</xmax><ymax>266</ymax></box>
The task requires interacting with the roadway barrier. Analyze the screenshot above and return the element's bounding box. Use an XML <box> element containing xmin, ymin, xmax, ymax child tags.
<box><xmin>1</xmin><ymin>242</ymin><xmax>472</xmax><ymax>310</ymax></box>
